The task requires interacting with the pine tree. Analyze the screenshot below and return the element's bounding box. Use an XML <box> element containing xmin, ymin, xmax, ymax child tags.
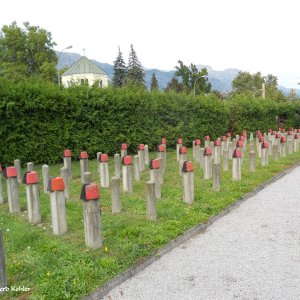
<box><xmin>150</xmin><ymin>72</ymin><xmax>159</xmax><ymax>91</ymax></box>
<box><xmin>112</xmin><ymin>47</ymin><xmax>126</xmax><ymax>87</ymax></box>
<box><xmin>124</xmin><ymin>44</ymin><xmax>145</xmax><ymax>88</ymax></box>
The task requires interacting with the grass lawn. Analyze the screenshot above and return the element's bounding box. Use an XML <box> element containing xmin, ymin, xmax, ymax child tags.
<box><xmin>0</xmin><ymin>143</ymin><xmax>299</xmax><ymax>299</ymax></box>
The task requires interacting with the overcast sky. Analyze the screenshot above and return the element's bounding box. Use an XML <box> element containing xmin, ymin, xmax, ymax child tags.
<box><xmin>1</xmin><ymin>0</ymin><xmax>300</xmax><ymax>88</ymax></box>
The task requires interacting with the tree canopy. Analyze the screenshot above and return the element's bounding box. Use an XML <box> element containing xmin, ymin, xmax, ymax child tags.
<box><xmin>174</xmin><ymin>60</ymin><xmax>211</xmax><ymax>95</ymax></box>
<box><xmin>231</xmin><ymin>71</ymin><xmax>285</xmax><ymax>101</ymax></box>
<box><xmin>0</xmin><ymin>22</ymin><xmax>57</xmax><ymax>82</ymax></box>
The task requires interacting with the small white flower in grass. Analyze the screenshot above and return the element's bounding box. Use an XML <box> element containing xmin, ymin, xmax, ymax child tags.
<box><xmin>6</xmin><ymin>228</ymin><xmax>9</xmax><ymax>232</ymax></box>
<box><xmin>27</xmin><ymin>246</ymin><xmax>31</xmax><ymax>250</ymax></box>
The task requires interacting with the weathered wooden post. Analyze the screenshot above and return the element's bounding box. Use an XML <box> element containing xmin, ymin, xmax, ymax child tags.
<box><xmin>241</xmin><ymin>131</ymin><xmax>247</xmax><ymax>149</ymax></box>
<box><xmin>138</xmin><ymin>144</ymin><xmax>145</xmax><ymax>172</ymax></box>
<box><xmin>121</xmin><ymin>143</ymin><xmax>128</xmax><ymax>159</ymax></box>
<box><xmin>200</xmin><ymin>148</ymin><xmax>205</xmax><ymax>170</ymax></box>
<box><xmin>261</xmin><ymin>141</ymin><xmax>269</xmax><ymax>166</ymax></box>
<box><xmin>204</xmin><ymin>135</ymin><xmax>210</xmax><ymax>148</ymax></box>
<box><xmin>122</xmin><ymin>156</ymin><xmax>133</xmax><ymax>193</ymax></box>
<box><xmin>42</xmin><ymin>164</ymin><xmax>50</xmax><ymax>194</ymax></box>
<box><xmin>212</xmin><ymin>163</ymin><xmax>221</xmax><ymax>192</ymax></box>
<box><xmin>294</xmin><ymin>133</ymin><xmax>299</xmax><ymax>152</ymax></box>
<box><xmin>257</xmin><ymin>136</ymin><xmax>263</xmax><ymax>158</ymax></box>
<box><xmin>111</xmin><ymin>176</ymin><xmax>121</xmax><ymax>213</ymax></box>
<box><xmin>60</xmin><ymin>166</ymin><xmax>70</xmax><ymax>200</ymax></box>
<box><xmin>4</xmin><ymin>167</ymin><xmax>20</xmax><ymax>213</ymax></box>
<box><xmin>210</xmin><ymin>141</ymin><xmax>215</xmax><ymax>160</ymax></box>
<box><xmin>176</xmin><ymin>138</ymin><xmax>183</xmax><ymax>162</ymax></box>
<box><xmin>194</xmin><ymin>139</ymin><xmax>201</xmax><ymax>163</ymax></box>
<box><xmin>182</xmin><ymin>161</ymin><xmax>194</xmax><ymax>204</ymax></box>
<box><xmin>178</xmin><ymin>146</ymin><xmax>187</xmax><ymax>176</ymax></box>
<box><xmin>114</xmin><ymin>154</ymin><xmax>121</xmax><ymax>178</ymax></box>
<box><xmin>0</xmin><ymin>230</ymin><xmax>6</xmax><ymax>294</ymax></box>
<box><xmin>236</xmin><ymin>140</ymin><xmax>244</xmax><ymax>164</ymax></box>
<box><xmin>192</xmin><ymin>140</ymin><xmax>196</xmax><ymax>158</ymax></box>
<box><xmin>146</xmin><ymin>181</ymin><xmax>156</xmax><ymax>221</ymax></box>
<box><xmin>161</xmin><ymin>137</ymin><xmax>167</xmax><ymax>150</ymax></box>
<box><xmin>149</xmin><ymin>159</ymin><xmax>161</xmax><ymax>199</ymax></box>
<box><xmin>63</xmin><ymin>149</ymin><xmax>72</xmax><ymax>180</ymax></box>
<box><xmin>48</xmin><ymin>177</ymin><xmax>67</xmax><ymax>235</ymax></box>
<box><xmin>221</xmin><ymin>136</ymin><xmax>227</xmax><ymax>155</ymax></box>
<box><xmin>80</xmin><ymin>172</ymin><xmax>102</xmax><ymax>249</ymax></box>
<box><xmin>144</xmin><ymin>144</ymin><xmax>149</xmax><ymax>165</ymax></box>
<box><xmin>280</xmin><ymin>136</ymin><xmax>287</xmax><ymax>157</ymax></box>
<box><xmin>157</xmin><ymin>144</ymin><xmax>166</xmax><ymax>175</ymax></box>
<box><xmin>228</xmin><ymin>141</ymin><xmax>233</xmax><ymax>161</ymax></box>
<box><xmin>97</xmin><ymin>152</ymin><xmax>102</xmax><ymax>174</ymax></box>
<box><xmin>203</xmin><ymin>147</ymin><xmax>213</xmax><ymax>179</ymax></box>
<box><xmin>223</xmin><ymin>149</ymin><xmax>229</xmax><ymax>171</ymax></box>
<box><xmin>99</xmin><ymin>153</ymin><xmax>110</xmax><ymax>188</ymax></box>
<box><xmin>134</xmin><ymin>155</ymin><xmax>141</xmax><ymax>181</ymax></box>
<box><xmin>213</xmin><ymin>139</ymin><xmax>221</xmax><ymax>165</ymax></box>
<box><xmin>272</xmin><ymin>143</ymin><xmax>279</xmax><ymax>161</ymax></box>
<box><xmin>287</xmin><ymin>131</ymin><xmax>294</xmax><ymax>155</ymax></box>
<box><xmin>14</xmin><ymin>159</ymin><xmax>22</xmax><ymax>184</ymax></box>
<box><xmin>249</xmin><ymin>150</ymin><xmax>256</xmax><ymax>173</ymax></box>
<box><xmin>232</xmin><ymin>149</ymin><xmax>242</xmax><ymax>181</ymax></box>
<box><xmin>79</xmin><ymin>151</ymin><xmax>89</xmax><ymax>184</ymax></box>
<box><xmin>23</xmin><ymin>171</ymin><xmax>41</xmax><ymax>225</ymax></box>
<box><xmin>27</xmin><ymin>162</ymin><xmax>34</xmax><ymax>172</ymax></box>
<box><xmin>226</xmin><ymin>132</ymin><xmax>232</xmax><ymax>145</ymax></box>
<box><xmin>0</xmin><ymin>164</ymin><xmax>3</xmax><ymax>205</ymax></box>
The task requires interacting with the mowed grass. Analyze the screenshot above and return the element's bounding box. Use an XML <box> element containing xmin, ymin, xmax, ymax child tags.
<box><xmin>1</xmin><ymin>144</ymin><xmax>300</xmax><ymax>299</ymax></box>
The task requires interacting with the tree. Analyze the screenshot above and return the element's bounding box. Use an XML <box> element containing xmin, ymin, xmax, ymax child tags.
<box><xmin>112</xmin><ymin>46</ymin><xmax>126</xmax><ymax>87</ymax></box>
<box><xmin>150</xmin><ymin>72</ymin><xmax>159</xmax><ymax>91</ymax></box>
<box><xmin>231</xmin><ymin>71</ymin><xmax>286</xmax><ymax>101</ymax></box>
<box><xmin>174</xmin><ymin>60</ymin><xmax>211</xmax><ymax>95</ymax></box>
<box><xmin>124</xmin><ymin>44</ymin><xmax>145</xmax><ymax>88</ymax></box>
<box><xmin>165</xmin><ymin>76</ymin><xmax>183</xmax><ymax>93</ymax></box>
<box><xmin>0</xmin><ymin>22</ymin><xmax>57</xmax><ymax>82</ymax></box>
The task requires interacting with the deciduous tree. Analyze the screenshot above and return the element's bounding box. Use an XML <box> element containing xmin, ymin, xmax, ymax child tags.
<box><xmin>0</xmin><ymin>22</ymin><xmax>57</xmax><ymax>82</ymax></box>
<box><xmin>174</xmin><ymin>60</ymin><xmax>211</xmax><ymax>94</ymax></box>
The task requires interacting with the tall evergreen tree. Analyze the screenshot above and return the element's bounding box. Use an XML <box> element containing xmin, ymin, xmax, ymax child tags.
<box><xmin>150</xmin><ymin>72</ymin><xmax>159</xmax><ymax>91</ymax></box>
<box><xmin>112</xmin><ymin>46</ymin><xmax>126</xmax><ymax>87</ymax></box>
<box><xmin>124</xmin><ymin>44</ymin><xmax>145</xmax><ymax>88</ymax></box>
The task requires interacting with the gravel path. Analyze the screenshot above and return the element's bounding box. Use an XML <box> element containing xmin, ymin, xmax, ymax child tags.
<box><xmin>102</xmin><ymin>167</ymin><xmax>300</xmax><ymax>300</ymax></box>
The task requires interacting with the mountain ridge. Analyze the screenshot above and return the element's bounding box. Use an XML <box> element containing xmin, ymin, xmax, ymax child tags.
<box><xmin>58</xmin><ymin>52</ymin><xmax>299</xmax><ymax>94</ymax></box>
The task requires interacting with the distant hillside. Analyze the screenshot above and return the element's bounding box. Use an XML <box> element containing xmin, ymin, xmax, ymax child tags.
<box><xmin>58</xmin><ymin>52</ymin><xmax>299</xmax><ymax>94</ymax></box>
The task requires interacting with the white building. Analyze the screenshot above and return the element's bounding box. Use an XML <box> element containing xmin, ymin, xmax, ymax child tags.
<box><xmin>61</xmin><ymin>56</ymin><xmax>109</xmax><ymax>87</ymax></box>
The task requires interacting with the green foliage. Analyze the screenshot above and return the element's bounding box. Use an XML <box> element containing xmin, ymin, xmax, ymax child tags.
<box><xmin>174</xmin><ymin>60</ymin><xmax>211</xmax><ymax>95</ymax></box>
<box><xmin>231</xmin><ymin>71</ymin><xmax>286</xmax><ymax>102</ymax></box>
<box><xmin>124</xmin><ymin>44</ymin><xmax>145</xmax><ymax>88</ymax></box>
<box><xmin>164</xmin><ymin>76</ymin><xmax>183</xmax><ymax>93</ymax></box>
<box><xmin>150</xmin><ymin>72</ymin><xmax>158</xmax><ymax>91</ymax></box>
<box><xmin>112</xmin><ymin>47</ymin><xmax>126</xmax><ymax>88</ymax></box>
<box><xmin>0</xmin><ymin>22</ymin><xmax>57</xmax><ymax>82</ymax></box>
<box><xmin>1</xmin><ymin>142</ymin><xmax>300</xmax><ymax>299</ymax></box>
<box><xmin>0</xmin><ymin>78</ymin><xmax>300</xmax><ymax>165</ymax></box>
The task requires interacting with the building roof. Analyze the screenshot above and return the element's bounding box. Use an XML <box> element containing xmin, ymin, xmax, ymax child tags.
<box><xmin>62</xmin><ymin>56</ymin><xmax>107</xmax><ymax>76</ymax></box>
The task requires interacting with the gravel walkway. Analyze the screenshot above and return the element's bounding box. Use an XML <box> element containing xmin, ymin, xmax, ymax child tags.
<box><xmin>102</xmin><ymin>166</ymin><xmax>300</xmax><ymax>300</ymax></box>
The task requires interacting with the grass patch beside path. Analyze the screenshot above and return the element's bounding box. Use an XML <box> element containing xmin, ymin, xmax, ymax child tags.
<box><xmin>1</xmin><ymin>147</ymin><xmax>300</xmax><ymax>299</ymax></box>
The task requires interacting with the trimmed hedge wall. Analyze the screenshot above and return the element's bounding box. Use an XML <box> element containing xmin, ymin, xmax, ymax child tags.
<box><xmin>0</xmin><ymin>79</ymin><xmax>300</xmax><ymax>165</ymax></box>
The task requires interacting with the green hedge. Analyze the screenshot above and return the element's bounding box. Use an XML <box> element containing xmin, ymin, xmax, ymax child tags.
<box><xmin>0</xmin><ymin>78</ymin><xmax>299</xmax><ymax>165</ymax></box>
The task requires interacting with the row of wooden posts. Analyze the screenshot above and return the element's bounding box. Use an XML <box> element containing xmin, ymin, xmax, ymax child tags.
<box><xmin>0</xmin><ymin>128</ymin><xmax>299</xmax><ymax>251</ymax></box>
